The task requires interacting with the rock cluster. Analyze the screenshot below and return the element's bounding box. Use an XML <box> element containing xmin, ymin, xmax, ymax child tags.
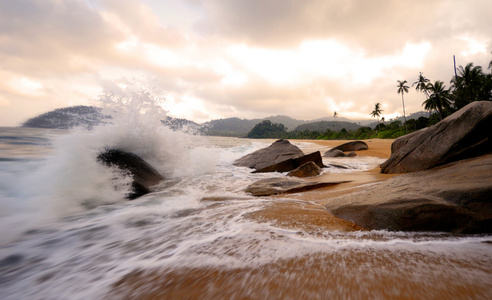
<box><xmin>324</xmin><ymin>101</ymin><xmax>492</xmax><ymax>233</ymax></box>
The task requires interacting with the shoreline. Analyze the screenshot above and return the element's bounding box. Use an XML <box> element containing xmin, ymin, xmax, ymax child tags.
<box><xmin>246</xmin><ymin>138</ymin><xmax>398</xmax><ymax>232</ymax></box>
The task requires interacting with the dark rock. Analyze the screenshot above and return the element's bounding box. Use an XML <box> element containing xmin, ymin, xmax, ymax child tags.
<box><xmin>381</xmin><ymin>101</ymin><xmax>492</xmax><ymax>174</ymax></box>
<box><xmin>327</xmin><ymin>141</ymin><xmax>368</xmax><ymax>153</ymax></box>
<box><xmin>287</xmin><ymin>161</ymin><xmax>322</xmax><ymax>177</ymax></box>
<box><xmin>97</xmin><ymin>149</ymin><xmax>164</xmax><ymax>199</ymax></box>
<box><xmin>246</xmin><ymin>177</ymin><xmax>350</xmax><ymax>197</ymax></box>
<box><xmin>326</xmin><ymin>154</ymin><xmax>492</xmax><ymax>233</ymax></box>
<box><xmin>234</xmin><ymin>139</ymin><xmax>304</xmax><ymax>170</ymax></box>
<box><xmin>347</xmin><ymin>152</ymin><xmax>357</xmax><ymax>157</ymax></box>
<box><xmin>323</xmin><ymin>149</ymin><xmax>346</xmax><ymax>157</ymax></box>
<box><xmin>253</xmin><ymin>151</ymin><xmax>324</xmax><ymax>173</ymax></box>
<box><xmin>323</xmin><ymin>149</ymin><xmax>358</xmax><ymax>158</ymax></box>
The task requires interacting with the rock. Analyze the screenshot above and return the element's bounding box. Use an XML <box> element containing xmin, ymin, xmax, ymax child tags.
<box><xmin>97</xmin><ymin>149</ymin><xmax>164</xmax><ymax>199</ymax></box>
<box><xmin>381</xmin><ymin>101</ymin><xmax>492</xmax><ymax>174</ymax></box>
<box><xmin>328</xmin><ymin>141</ymin><xmax>368</xmax><ymax>152</ymax></box>
<box><xmin>323</xmin><ymin>149</ymin><xmax>346</xmax><ymax>157</ymax></box>
<box><xmin>253</xmin><ymin>151</ymin><xmax>324</xmax><ymax>173</ymax></box>
<box><xmin>325</xmin><ymin>154</ymin><xmax>492</xmax><ymax>233</ymax></box>
<box><xmin>234</xmin><ymin>139</ymin><xmax>304</xmax><ymax>170</ymax></box>
<box><xmin>246</xmin><ymin>177</ymin><xmax>350</xmax><ymax>197</ymax></box>
<box><xmin>287</xmin><ymin>161</ymin><xmax>322</xmax><ymax>177</ymax></box>
<box><xmin>347</xmin><ymin>152</ymin><xmax>357</xmax><ymax>157</ymax></box>
<box><xmin>323</xmin><ymin>149</ymin><xmax>358</xmax><ymax>158</ymax></box>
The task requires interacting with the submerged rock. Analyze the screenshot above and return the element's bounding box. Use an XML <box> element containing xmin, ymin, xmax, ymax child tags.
<box><xmin>381</xmin><ymin>101</ymin><xmax>492</xmax><ymax>174</ymax></box>
<box><xmin>246</xmin><ymin>177</ymin><xmax>349</xmax><ymax>197</ymax></box>
<box><xmin>233</xmin><ymin>139</ymin><xmax>304</xmax><ymax>170</ymax></box>
<box><xmin>325</xmin><ymin>154</ymin><xmax>492</xmax><ymax>233</ymax></box>
<box><xmin>97</xmin><ymin>149</ymin><xmax>164</xmax><ymax>200</ymax></box>
<box><xmin>253</xmin><ymin>151</ymin><xmax>324</xmax><ymax>173</ymax></box>
<box><xmin>287</xmin><ymin>161</ymin><xmax>322</xmax><ymax>177</ymax></box>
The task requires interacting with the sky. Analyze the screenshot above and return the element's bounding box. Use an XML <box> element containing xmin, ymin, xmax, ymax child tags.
<box><xmin>1</xmin><ymin>0</ymin><xmax>491</xmax><ymax>126</ymax></box>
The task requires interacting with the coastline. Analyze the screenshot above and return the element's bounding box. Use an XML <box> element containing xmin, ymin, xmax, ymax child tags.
<box><xmin>246</xmin><ymin>138</ymin><xmax>398</xmax><ymax>232</ymax></box>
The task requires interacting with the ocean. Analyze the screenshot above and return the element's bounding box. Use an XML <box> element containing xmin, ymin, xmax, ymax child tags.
<box><xmin>1</xmin><ymin>99</ymin><xmax>491</xmax><ymax>299</ymax></box>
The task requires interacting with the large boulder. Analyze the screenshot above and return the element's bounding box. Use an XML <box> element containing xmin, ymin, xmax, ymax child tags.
<box><xmin>253</xmin><ymin>151</ymin><xmax>324</xmax><ymax>173</ymax></box>
<box><xmin>287</xmin><ymin>161</ymin><xmax>322</xmax><ymax>177</ymax></box>
<box><xmin>325</xmin><ymin>154</ymin><xmax>492</xmax><ymax>233</ymax></box>
<box><xmin>246</xmin><ymin>177</ymin><xmax>350</xmax><ymax>197</ymax></box>
<box><xmin>234</xmin><ymin>139</ymin><xmax>304</xmax><ymax>170</ymax></box>
<box><xmin>97</xmin><ymin>149</ymin><xmax>164</xmax><ymax>199</ymax></box>
<box><xmin>381</xmin><ymin>101</ymin><xmax>492</xmax><ymax>174</ymax></box>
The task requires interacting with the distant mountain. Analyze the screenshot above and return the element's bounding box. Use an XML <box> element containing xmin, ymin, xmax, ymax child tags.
<box><xmin>367</xmin><ymin>111</ymin><xmax>431</xmax><ymax>128</ymax></box>
<box><xmin>201</xmin><ymin>117</ymin><xmax>259</xmax><ymax>137</ymax></box>
<box><xmin>200</xmin><ymin>115</ymin><xmax>308</xmax><ymax>137</ymax></box>
<box><xmin>22</xmin><ymin>106</ymin><xmax>109</xmax><ymax>129</ymax></box>
<box><xmin>23</xmin><ymin>106</ymin><xmax>394</xmax><ymax>136</ymax></box>
<box><xmin>293</xmin><ymin>121</ymin><xmax>361</xmax><ymax>132</ymax></box>
<box><xmin>161</xmin><ymin>116</ymin><xmax>200</xmax><ymax>132</ymax></box>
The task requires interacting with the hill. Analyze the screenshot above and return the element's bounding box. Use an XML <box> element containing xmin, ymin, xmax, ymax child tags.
<box><xmin>293</xmin><ymin>121</ymin><xmax>360</xmax><ymax>132</ymax></box>
<box><xmin>22</xmin><ymin>106</ymin><xmax>109</xmax><ymax>129</ymax></box>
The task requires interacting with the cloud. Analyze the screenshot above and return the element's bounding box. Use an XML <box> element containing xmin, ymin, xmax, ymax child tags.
<box><xmin>0</xmin><ymin>0</ymin><xmax>491</xmax><ymax>126</ymax></box>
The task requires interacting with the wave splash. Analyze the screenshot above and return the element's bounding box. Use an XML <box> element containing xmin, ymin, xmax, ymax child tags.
<box><xmin>1</xmin><ymin>85</ymin><xmax>218</xmax><ymax>243</ymax></box>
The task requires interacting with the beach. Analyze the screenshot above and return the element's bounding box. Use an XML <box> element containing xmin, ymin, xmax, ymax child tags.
<box><xmin>1</xmin><ymin>130</ymin><xmax>491</xmax><ymax>300</ymax></box>
<box><xmin>107</xmin><ymin>138</ymin><xmax>492</xmax><ymax>299</ymax></box>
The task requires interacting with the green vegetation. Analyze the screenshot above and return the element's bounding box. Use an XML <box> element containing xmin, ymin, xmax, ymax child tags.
<box><xmin>247</xmin><ymin>120</ymin><xmax>287</xmax><ymax>138</ymax></box>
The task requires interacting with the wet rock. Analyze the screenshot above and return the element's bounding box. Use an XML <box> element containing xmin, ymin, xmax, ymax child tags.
<box><xmin>326</xmin><ymin>154</ymin><xmax>492</xmax><ymax>233</ymax></box>
<box><xmin>381</xmin><ymin>101</ymin><xmax>492</xmax><ymax>174</ymax></box>
<box><xmin>324</xmin><ymin>150</ymin><xmax>358</xmax><ymax>158</ymax></box>
<box><xmin>327</xmin><ymin>141</ymin><xmax>368</xmax><ymax>153</ymax></box>
<box><xmin>246</xmin><ymin>177</ymin><xmax>350</xmax><ymax>197</ymax></box>
<box><xmin>253</xmin><ymin>151</ymin><xmax>324</xmax><ymax>173</ymax></box>
<box><xmin>97</xmin><ymin>149</ymin><xmax>164</xmax><ymax>199</ymax></box>
<box><xmin>287</xmin><ymin>161</ymin><xmax>322</xmax><ymax>177</ymax></box>
<box><xmin>323</xmin><ymin>149</ymin><xmax>346</xmax><ymax>157</ymax></box>
<box><xmin>234</xmin><ymin>139</ymin><xmax>304</xmax><ymax>170</ymax></box>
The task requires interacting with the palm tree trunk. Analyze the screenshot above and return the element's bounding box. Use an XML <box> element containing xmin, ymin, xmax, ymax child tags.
<box><xmin>401</xmin><ymin>94</ymin><xmax>407</xmax><ymax>132</ymax></box>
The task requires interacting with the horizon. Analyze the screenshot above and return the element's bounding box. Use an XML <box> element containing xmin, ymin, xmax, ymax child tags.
<box><xmin>1</xmin><ymin>0</ymin><xmax>491</xmax><ymax>126</ymax></box>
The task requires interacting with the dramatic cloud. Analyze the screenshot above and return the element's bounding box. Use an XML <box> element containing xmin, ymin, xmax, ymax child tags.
<box><xmin>0</xmin><ymin>0</ymin><xmax>491</xmax><ymax>126</ymax></box>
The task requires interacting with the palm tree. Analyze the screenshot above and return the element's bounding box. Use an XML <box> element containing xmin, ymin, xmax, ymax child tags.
<box><xmin>370</xmin><ymin>103</ymin><xmax>383</xmax><ymax>132</ymax></box>
<box><xmin>333</xmin><ymin>111</ymin><xmax>338</xmax><ymax>131</ymax></box>
<box><xmin>413</xmin><ymin>72</ymin><xmax>430</xmax><ymax>98</ymax></box>
<box><xmin>451</xmin><ymin>63</ymin><xmax>485</xmax><ymax>109</ymax></box>
<box><xmin>489</xmin><ymin>51</ymin><xmax>492</xmax><ymax>71</ymax></box>
<box><xmin>397</xmin><ymin>80</ymin><xmax>409</xmax><ymax>132</ymax></box>
<box><xmin>423</xmin><ymin>81</ymin><xmax>451</xmax><ymax>120</ymax></box>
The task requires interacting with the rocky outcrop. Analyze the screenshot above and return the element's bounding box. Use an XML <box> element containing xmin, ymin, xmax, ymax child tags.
<box><xmin>246</xmin><ymin>177</ymin><xmax>350</xmax><ymax>197</ymax></box>
<box><xmin>325</xmin><ymin>154</ymin><xmax>492</xmax><ymax>233</ymax></box>
<box><xmin>234</xmin><ymin>139</ymin><xmax>304</xmax><ymax>170</ymax></box>
<box><xmin>253</xmin><ymin>151</ymin><xmax>324</xmax><ymax>173</ymax></box>
<box><xmin>97</xmin><ymin>149</ymin><xmax>164</xmax><ymax>199</ymax></box>
<box><xmin>381</xmin><ymin>101</ymin><xmax>492</xmax><ymax>174</ymax></box>
<box><xmin>287</xmin><ymin>161</ymin><xmax>322</xmax><ymax>177</ymax></box>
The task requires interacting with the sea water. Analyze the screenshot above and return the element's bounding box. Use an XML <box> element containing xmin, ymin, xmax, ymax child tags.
<box><xmin>1</xmin><ymin>95</ymin><xmax>491</xmax><ymax>299</ymax></box>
